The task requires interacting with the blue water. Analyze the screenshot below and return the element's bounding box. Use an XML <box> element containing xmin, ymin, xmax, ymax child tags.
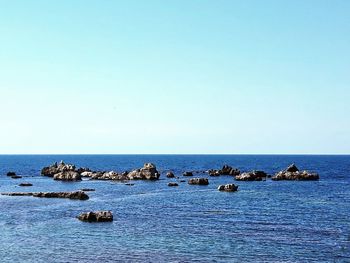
<box><xmin>0</xmin><ymin>155</ymin><xmax>349</xmax><ymax>263</ymax></box>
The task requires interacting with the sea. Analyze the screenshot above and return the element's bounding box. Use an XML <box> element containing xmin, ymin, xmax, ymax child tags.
<box><xmin>0</xmin><ymin>155</ymin><xmax>349</xmax><ymax>263</ymax></box>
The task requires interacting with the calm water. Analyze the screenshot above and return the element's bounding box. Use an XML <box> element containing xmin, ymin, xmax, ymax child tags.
<box><xmin>0</xmin><ymin>155</ymin><xmax>349</xmax><ymax>263</ymax></box>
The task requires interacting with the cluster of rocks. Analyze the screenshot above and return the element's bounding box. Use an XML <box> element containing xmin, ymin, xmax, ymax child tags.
<box><xmin>41</xmin><ymin>161</ymin><xmax>160</xmax><ymax>181</ymax></box>
<box><xmin>78</xmin><ymin>211</ymin><xmax>113</xmax><ymax>222</ymax></box>
<box><xmin>1</xmin><ymin>191</ymin><xmax>89</xmax><ymax>200</ymax></box>
<box><xmin>272</xmin><ymin>164</ymin><xmax>319</xmax><ymax>181</ymax></box>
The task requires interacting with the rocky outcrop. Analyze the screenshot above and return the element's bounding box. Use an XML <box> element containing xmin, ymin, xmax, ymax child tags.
<box><xmin>235</xmin><ymin>170</ymin><xmax>267</xmax><ymax>181</ymax></box>
<box><xmin>126</xmin><ymin>163</ymin><xmax>160</xmax><ymax>180</ymax></box>
<box><xmin>78</xmin><ymin>211</ymin><xmax>113</xmax><ymax>222</ymax></box>
<box><xmin>183</xmin><ymin>172</ymin><xmax>193</xmax><ymax>177</ymax></box>
<box><xmin>209</xmin><ymin>165</ymin><xmax>240</xmax><ymax>176</ymax></box>
<box><xmin>166</xmin><ymin>172</ymin><xmax>175</xmax><ymax>178</ymax></box>
<box><xmin>218</xmin><ymin>184</ymin><xmax>238</xmax><ymax>192</ymax></box>
<box><xmin>19</xmin><ymin>183</ymin><xmax>33</xmax><ymax>187</ymax></box>
<box><xmin>2</xmin><ymin>191</ymin><xmax>89</xmax><ymax>200</ymax></box>
<box><xmin>168</xmin><ymin>182</ymin><xmax>179</xmax><ymax>187</ymax></box>
<box><xmin>188</xmin><ymin>178</ymin><xmax>209</xmax><ymax>185</ymax></box>
<box><xmin>272</xmin><ymin>164</ymin><xmax>319</xmax><ymax>181</ymax></box>
<box><xmin>53</xmin><ymin>171</ymin><xmax>82</xmax><ymax>181</ymax></box>
<box><xmin>41</xmin><ymin>161</ymin><xmax>76</xmax><ymax>177</ymax></box>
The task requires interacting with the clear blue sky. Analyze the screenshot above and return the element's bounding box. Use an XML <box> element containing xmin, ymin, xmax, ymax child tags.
<box><xmin>0</xmin><ymin>0</ymin><xmax>349</xmax><ymax>154</ymax></box>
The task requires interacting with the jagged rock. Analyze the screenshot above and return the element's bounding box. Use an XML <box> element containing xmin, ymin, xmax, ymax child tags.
<box><xmin>208</xmin><ymin>169</ymin><xmax>220</xmax><ymax>176</ymax></box>
<box><xmin>76</xmin><ymin>167</ymin><xmax>91</xmax><ymax>174</ymax></box>
<box><xmin>2</xmin><ymin>191</ymin><xmax>89</xmax><ymax>200</ymax></box>
<box><xmin>235</xmin><ymin>170</ymin><xmax>267</xmax><ymax>181</ymax></box>
<box><xmin>166</xmin><ymin>172</ymin><xmax>175</xmax><ymax>178</ymax></box>
<box><xmin>218</xmin><ymin>184</ymin><xmax>238</xmax><ymax>192</ymax></box>
<box><xmin>53</xmin><ymin>171</ymin><xmax>82</xmax><ymax>181</ymax></box>
<box><xmin>78</xmin><ymin>211</ymin><xmax>113</xmax><ymax>222</ymax></box>
<box><xmin>126</xmin><ymin>163</ymin><xmax>160</xmax><ymax>180</ymax></box>
<box><xmin>168</xmin><ymin>182</ymin><xmax>179</xmax><ymax>187</ymax></box>
<box><xmin>183</xmin><ymin>172</ymin><xmax>193</xmax><ymax>177</ymax></box>
<box><xmin>6</xmin><ymin>172</ymin><xmax>16</xmax><ymax>176</ymax></box>
<box><xmin>208</xmin><ymin>165</ymin><xmax>240</xmax><ymax>176</ymax></box>
<box><xmin>188</xmin><ymin>178</ymin><xmax>209</xmax><ymax>185</ymax></box>
<box><xmin>272</xmin><ymin>164</ymin><xmax>319</xmax><ymax>181</ymax></box>
<box><xmin>19</xmin><ymin>183</ymin><xmax>33</xmax><ymax>187</ymax></box>
<box><xmin>81</xmin><ymin>171</ymin><xmax>94</xmax><ymax>177</ymax></box>
<box><xmin>41</xmin><ymin>161</ymin><xmax>76</xmax><ymax>177</ymax></box>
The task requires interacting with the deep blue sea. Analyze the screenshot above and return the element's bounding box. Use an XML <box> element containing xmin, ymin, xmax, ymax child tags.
<box><xmin>0</xmin><ymin>155</ymin><xmax>349</xmax><ymax>263</ymax></box>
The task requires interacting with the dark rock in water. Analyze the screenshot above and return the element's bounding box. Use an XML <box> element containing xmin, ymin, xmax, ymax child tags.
<box><xmin>179</xmin><ymin>180</ymin><xmax>186</xmax><ymax>182</ymax></box>
<box><xmin>235</xmin><ymin>170</ymin><xmax>267</xmax><ymax>181</ymax></box>
<box><xmin>11</xmin><ymin>175</ymin><xmax>22</xmax><ymax>179</ymax></box>
<box><xmin>168</xmin><ymin>182</ymin><xmax>179</xmax><ymax>187</ymax></box>
<box><xmin>272</xmin><ymin>164</ymin><xmax>319</xmax><ymax>181</ymax></box>
<box><xmin>41</xmin><ymin>161</ymin><xmax>76</xmax><ymax>177</ymax></box>
<box><xmin>1</xmin><ymin>191</ymin><xmax>88</xmax><ymax>200</ymax></box>
<box><xmin>127</xmin><ymin>163</ymin><xmax>160</xmax><ymax>180</ymax></box>
<box><xmin>166</xmin><ymin>171</ymin><xmax>175</xmax><ymax>178</ymax></box>
<box><xmin>218</xmin><ymin>184</ymin><xmax>238</xmax><ymax>192</ymax></box>
<box><xmin>53</xmin><ymin>171</ymin><xmax>82</xmax><ymax>181</ymax></box>
<box><xmin>188</xmin><ymin>178</ymin><xmax>209</xmax><ymax>185</ymax></box>
<box><xmin>183</xmin><ymin>172</ymin><xmax>193</xmax><ymax>177</ymax></box>
<box><xmin>80</xmin><ymin>188</ymin><xmax>95</xmax><ymax>192</ymax></box>
<box><xmin>208</xmin><ymin>169</ymin><xmax>220</xmax><ymax>176</ymax></box>
<box><xmin>32</xmin><ymin>191</ymin><xmax>89</xmax><ymax>200</ymax></box>
<box><xmin>125</xmin><ymin>183</ymin><xmax>134</xmax><ymax>186</ymax></box>
<box><xmin>219</xmin><ymin>165</ymin><xmax>241</xmax><ymax>176</ymax></box>
<box><xmin>7</xmin><ymin>172</ymin><xmax>16</xmax><ymax>176</ymax></box>
<box><xmin>19</xmin><ymin>183</ymin><xmax>33</xmax><ymax>187</ymax></box>
<box><xmin>78</xmin><ymin>211</ymin><xmax>113</xmax><ymax>222</ymax></box>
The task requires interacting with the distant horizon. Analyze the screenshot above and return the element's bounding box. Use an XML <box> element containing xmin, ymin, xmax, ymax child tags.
<box><xmin>0</xmin><ymin>153</ymin><xmax>349</xmax><ymax>156</ymax></box>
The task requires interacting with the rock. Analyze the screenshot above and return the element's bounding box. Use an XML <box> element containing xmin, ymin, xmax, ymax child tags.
<box><xmin>41</xmin><ymin>161</ymin><xmax>76</xmax><ymax>177</ymax></box>
<box><xmin>11</xmin><ymin>175</ymin><xmax>22</xmax><ymax>179</ymax></box>
<box><xmin>32</xmin><ymin>191</ymin><xmax>89</xmax><ymax>200</ymax></box>
<box><xmin>80</xmin><ymin>188</ymin><xmax>95</xmax><ymax>192</ymax></box>
<box><xmin>168</xmin><ymin>182</ymin><xmax>179</xmax><ymax>187</ymax></box>
<box><xmin>126</xmin><ymin>163</ymin><xmax>160</xmax><ymax>180</ymax></box>
<box><xmin>183</xmin><ymin>172</ymin><xmax>193</xmax><ymax>177</ymax></box>
<box><xmin>166</xmin><ymin>171</ymin><xmax>175</xmax><ymax>178</ymax></box>
<box><xmin>235</xmin><ymin>170</ymin><xmax>267</xmax><ymax>181</ymax></box>
<box><xmin>6</xmin><ymin>172</ymin><xmax>16</xmax><ymax>176</ymax></box>
<box><xmin>219</xmin><ymin>165</ymin><xmax>241</xmax><ymax>176</ymax></box>
<box><xmin>2</xmin><ymin>191</ymin><xmax>89</xmax><ymax>200</ymax></box>
<box><xmin>272</xmin><ymin>164</ymin><xmax>319</xmax><ymax>181</ymax></box>
<box><xmin>78</xmin><ymin>211</ymin><xmax>113</xmax><ymax>222</ymax></box>
<box><xmin>125</xmin><ymin>183</ymin><xmax>134</xmax><ymax>186</ymax></box>
<box><xmin>208</xmin><ymin>169</ymin><xmax>220</xmax><ymax>176</ymax></box>
<box><xmin>81</xmin><ymin>171</ymin><xmax>94</xmax><ymax>177</ymax></box>
<box><xmin>218</xmin><ymin>184</ymin><xmax>238</xmax><ymax>192</ymax></box>
<box><xmin>53</xmin><ymin>171</ymin><xmax>82</xmax><ymax>181</ymax></box>
<box><xmin>179</xmin><ymin>180</ymin><xmax>186</xmax><ymax>182</ymax></box>
<box><xmin>19</xmin><ymin>183</ymin><xmax>33</xmax><ymax>187</ymax></box>
<box><xmin>188</xmin><ymin>178</ymin><xmax>209</xmax><ymax>185</ymax></box>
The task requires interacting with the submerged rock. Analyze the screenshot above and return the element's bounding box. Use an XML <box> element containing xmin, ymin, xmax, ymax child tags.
<box><xmin>272</xmin><ymin>164</ymin><xmax>319</xmax><ymax>181</ymax></box>
<box><xmin>235</xmin><ymin>170</ymin><xmax>267</xmax><ymax>181</ymax></box>
<box><xmin>166</xmin><ymin>171</ymin><xmax>175</xmax><ymax>178</ymax></box>
<box><xmin>188</xmin><ymin>178</ymin><xmax>209</xmax><ymax>185</ymax></box>
<box><xmin>168</xmin><ymin>182</ymin><xmax>179</xmax><ymax>187</ymax></box>
<box><xmin>78</xmin><ymin>211</ymin><xmax>113</xmax><ymax>222</ymax></box>
<box><xmin>218</xmin><ymin>184</ymin><xmax>238</xmax><ymax>192</ymax></box>
<box><xmin>19</xmin><ymin>183</ymin><xmax>33</xmax><ymax>187</ymax></box>
<box><xmin>53</xmin><ymin>171</ymin><xmax>82</xmax><ymax>181</ymax></box>
<box><xmin>183</xmin><ymin>172</ymin><xmax>193</xmax><ymax>177</ymax></box>
<box><xmin>11</xmin><ymin>175</ymin><xmax>22</xmax><ymax>179</ymax></box>
<box><xmin>1</xmin><ymin>191</ymin><xmax>89</xmax><ymax>200</ymax></box>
